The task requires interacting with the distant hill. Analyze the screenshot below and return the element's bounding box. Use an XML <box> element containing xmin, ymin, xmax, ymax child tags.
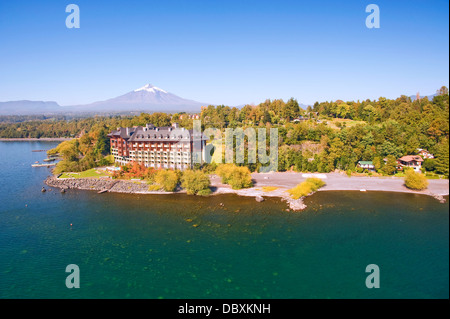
<box><xmin>0</xmin><ymin>84</ymin><xmax>208</xmax><ymax>116</ymax></box>
<box><xmin>0</xmin><ymin>100</ymin><xmax>64</xmax><ymax>115</ymax></box>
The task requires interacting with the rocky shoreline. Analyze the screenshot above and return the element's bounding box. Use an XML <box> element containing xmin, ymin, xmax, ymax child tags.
<box><xmin>44</xmin><ymin>176</ymin><xmax>174</xmax><ymax>194</ymax></box>
<box><xmin>45</xmin><ymin>174</ymin><xmax>448</xmax><ymax>211</ymax></box>
<box><xmin>44</xmin><ymin>175</ymin><xmax>307</xmax><ymax>211</ymax></box>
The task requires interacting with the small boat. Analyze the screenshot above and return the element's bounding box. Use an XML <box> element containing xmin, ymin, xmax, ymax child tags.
<box><xmin>97</xmin><ymin>189</ymin><xmax>108</xmax><ymax>194</ymax></box>
<box><xmin>43</xmin><ymin>158</ymin><xmax>55</xmax><ymax>162</ymax></box>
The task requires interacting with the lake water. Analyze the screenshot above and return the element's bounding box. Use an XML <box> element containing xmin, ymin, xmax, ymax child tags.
<box><xmin>0</xmin><ymin>141</ymin><xmax>448</xmax><ymax>298</ymax></box>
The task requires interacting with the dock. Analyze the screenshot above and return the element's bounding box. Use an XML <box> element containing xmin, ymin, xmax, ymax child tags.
<box><xmin>32</xmin><ymin>163</ymin><xmax>56</xmax><ymax>167</ymax></box>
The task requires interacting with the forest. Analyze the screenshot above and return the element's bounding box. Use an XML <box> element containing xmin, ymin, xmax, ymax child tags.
<box><xmin>1</xmin><ymin>86</ymin><xmax>448</xmax><ymax>177</ymax></box>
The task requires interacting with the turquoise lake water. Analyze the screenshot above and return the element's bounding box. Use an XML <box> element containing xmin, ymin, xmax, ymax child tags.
<box><xmin>0</xmin><ymin>141</ymin><xmax>448</xmax><ymax>298</ymax></box>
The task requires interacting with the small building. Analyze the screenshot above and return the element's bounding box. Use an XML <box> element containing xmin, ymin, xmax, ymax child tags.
<box><xmin>292</xmin><ymin>116</ymin><xmax>307</xmax><ymax>123</ymax></box>
<box><xmin>397</xmin><ymin>155</ymin><xmax>423</xmax><ymax>172</ymax></box>
<box><xmin>179</xmin><ymin>114</ymin><xmax>200</xmax><ymax>120</ymax></box>
<box><xmin>417</xmin><ymin>148</ymin><xmax>434</xmax><ymax>159</ymax></box>
<box><xmin>357</xmin><ymin>161</ymin><xmax>375</xmax><ymax>171</ymax></box>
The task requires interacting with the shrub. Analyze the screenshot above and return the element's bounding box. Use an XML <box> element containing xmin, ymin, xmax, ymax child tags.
<box><xmin>215</xmin><ymin>163</ymin><xmax>235</xmax><ymax>184</ymax></box>
<box><xmin>155</xmin><ymin>170</ymin><xmax>179</xmax><ymax>192</ymax></box>
<box><xmin>202</xmin><ymin>162</ymin><xmax>218</xmax><ymax>174</ymax></box>
<box><xmin>215</xmin><ymin>164</ymin><xmax>253</xmax><ymax>189</ymax></box>
<box><xmin>404</xmin><ymin>170</ymin><xmax>428</xmax><ymax>190</ymax></box>
<box><xmin>181</xmin><ymin>170</ymin><xmax>211</xmax><ymax>195</ymax></box>
<box><xmin>305</xmin><ymin>178</ymin><xmax>326</xmax><ymax>190</ymax></box>
<box><xmin>288</xmin><ymin>182</ymin><xmax>313</xmax><ymax>199</ymax></box>
<box><xmin>147</xmin><ymin>184</ymin><xmax>161</xmax><ymax>191</ymax></box>
<box><xmin>53</xmin><ymin>159</ymin><xmax>79</xmax><ymax>175</ymax></box>
<box><xmin>288</xmin><ymin>178</ymin><xmax>326</xmax><ymax>199</ymax></box>
<box><xmin>197</xmin><ymin>188</ymin><xmax>212</xmax><ymax>196</ymax></box>
<box><xmin>228</xmin><ymin>166</ymin><xmax>253</xmax><ymax>189</ymax></box>
<box><xmin>124</xmin><ymin>162</ymin><xmax>148</xmax><ymax>179</ymax></box>
<box><xmin>145</xmin><ymin>168</ymin><xmax>158</xmax><ymax>184</ymax></box>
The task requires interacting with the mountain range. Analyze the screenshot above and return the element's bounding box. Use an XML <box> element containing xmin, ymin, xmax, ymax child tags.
<box><xmin>0</xmin><ymin>100</ymin><xmax>62</xmax><ymax>116</ymax></box>
<box><xmin>0</xmin><ymin>84</ymin><xmax>207</xmax><ymax>115</ymax></box>
<box><xmin>0</xmin><ymin>84</ymin><xmax>435</xmax><ymax>116</ymax></box>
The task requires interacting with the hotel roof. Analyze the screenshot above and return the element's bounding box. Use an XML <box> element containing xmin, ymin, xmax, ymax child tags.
<box><xmin>108</xmin><ymin>123</ymin><xmax>207</xmax><ymax>142</ymax></box>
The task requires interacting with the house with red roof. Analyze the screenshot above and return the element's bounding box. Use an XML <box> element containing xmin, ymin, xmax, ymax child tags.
<box><xmin>397</xmin><ymin>155</ymin><xmax>424</xmax><ymax>172</ymax></box>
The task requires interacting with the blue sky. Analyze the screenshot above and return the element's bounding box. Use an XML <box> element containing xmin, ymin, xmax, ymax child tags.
<box><xmin>0</xmin><ymin>0</ymin><xmax>448</xmax><ymax>106</ymax></box>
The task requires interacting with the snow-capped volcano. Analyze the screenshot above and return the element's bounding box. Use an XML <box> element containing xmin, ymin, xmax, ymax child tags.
<box><xmin>134</xmin><ymin>84</ymin><xmax>167</xmax><ymax>94</ymax></box>
<box><xmin>70</xmin><ymin>84</ymin><xmax>207</xmax><ymax>113</ymax></box>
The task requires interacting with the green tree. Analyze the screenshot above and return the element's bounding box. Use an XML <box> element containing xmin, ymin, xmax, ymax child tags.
<box><xmin>155</xmin><ymin>170</ymin><xmax>179</xmax><ymax>192</ymax></box>
<box><xmin>215</xmin><ymin>163</ymin><xmax>236</xmax><ymax>184</ymax></box>
<box><xmin>373</xmin><ymin>156</ymin><xmax>384</xmax><ymax>172</ymax></box>
<box><xmin>93</xmin><ymin>128</ymin><xmax>110</xmax><ymax>156</ymax></box>
<box><xmin>283</xmin><ymin>98</ymin><xmax>300</xmax><ymax>121</ymax></box>
<box><xmin>381</xmin><ymin>155</ymin><xmax>397</xmax><ymax>175</ymax></box>
<box><xmin>228</xmin><ymin>166</ymin><xmax>253</xmax><ymax>189</ymax></box>
<box><xmin>216</xmin><ymin>164</ymin><xmax>253</xmax><ymax>189</ymax></box>
<box><xmin>181</xmin><ymin>170</ymin><xmax>211</xmax><ymax>195</ymax></box>
<box><xmin>435</xmin><ymin>140</ymin><xmax>449</xmax><ymax>176</ymax></box>
<box><xmin>422</xmin><ymin>158</ymin><xmax>436</xmax><ymax>172</ymax></box>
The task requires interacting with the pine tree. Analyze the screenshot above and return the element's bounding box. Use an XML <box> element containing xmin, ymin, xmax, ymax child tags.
<box><xmin>435</xmin><ymin>140</ymin><xmax>449</xmax><ymax>176</ymax></box>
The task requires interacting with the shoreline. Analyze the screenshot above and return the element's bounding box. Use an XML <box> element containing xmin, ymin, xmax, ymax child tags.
<box><xmin>0</xmin><ymin>137</ymin><xmax>72</xmax><ymax>141</ymax></box>
<box><xmin>44</xmin><ymin>172</ymin><xmax>449</xmax><ymax>211</ymax></box>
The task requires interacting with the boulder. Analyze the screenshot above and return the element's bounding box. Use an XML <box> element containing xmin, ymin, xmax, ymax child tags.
<box><xmin>255</xmin><ymin>196</ymin><xmax>264</xmax><ymax>202</ymax></box>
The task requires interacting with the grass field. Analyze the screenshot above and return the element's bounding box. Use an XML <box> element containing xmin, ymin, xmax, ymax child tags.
<box><xmin>394</xmin><ymin>171</ymin><xmax>445</xmax><ymax>179</ymax></box>
<box><xmin>59</xmin><ymin>168</ymin><xmax>110</xmax><ymax>179</ymax></box>
<box><xmin>327</xmin><ymin>118</ymin><xmax>367</xmax><ymax>130</ymax></box>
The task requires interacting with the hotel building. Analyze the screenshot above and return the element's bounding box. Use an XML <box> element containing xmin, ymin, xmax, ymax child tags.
<box><xmin>108</xmin><ymin>123</ymin><xmax>207</xmax><ymax>170</ymax></box>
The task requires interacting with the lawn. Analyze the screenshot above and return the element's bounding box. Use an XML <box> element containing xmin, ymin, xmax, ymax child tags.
<box><xmin>59</xmin><ymin>168</ymin><xmax>110</xmax><ymax>179</ymax></box>
<box><xmin>327</xmin><ymin>118</ymin><xmax>367</xmax><ymax>130</ymax></box>
<box><xmin>394</xmin><ymin>171</ymin><xmax>445</xmax><ymax>179</ymax></box>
